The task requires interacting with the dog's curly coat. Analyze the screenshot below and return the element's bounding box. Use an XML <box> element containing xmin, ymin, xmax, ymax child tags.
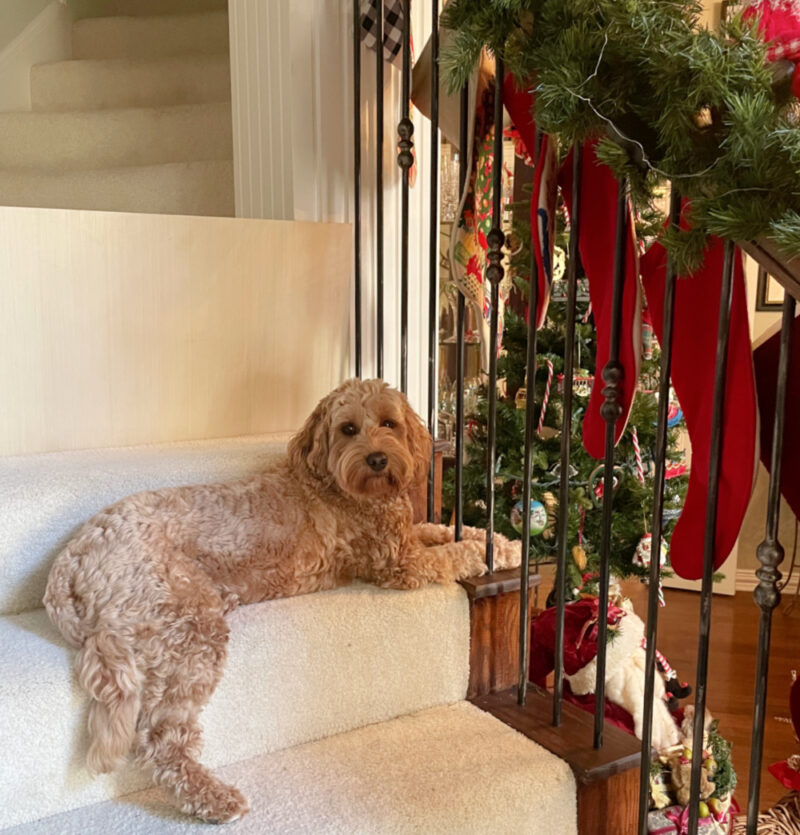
<box><xmin>44</xmin><ymin>378</ymin><xmax>518</xmax><ymax>822</ymax></box>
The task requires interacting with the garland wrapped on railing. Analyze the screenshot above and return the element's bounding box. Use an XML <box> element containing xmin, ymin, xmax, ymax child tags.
<box><xmin>441</xmin><ymin>0</ymin><xmax>800</xmax><ymax>269</ymax></box>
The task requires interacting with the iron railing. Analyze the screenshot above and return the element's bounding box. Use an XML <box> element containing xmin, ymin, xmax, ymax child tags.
<box><xmin>352</xmin><ymin>4</ymin><xmax>797</xmax><ymax>833</ymax></box>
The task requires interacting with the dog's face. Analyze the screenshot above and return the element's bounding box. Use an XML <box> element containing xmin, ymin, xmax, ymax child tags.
<box><xmin>288</xmin><ymin>379</ymin><xmax>432</xmax><ymax>499</ymax></box>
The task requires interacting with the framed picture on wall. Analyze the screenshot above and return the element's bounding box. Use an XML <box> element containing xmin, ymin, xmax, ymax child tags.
<box><xmin>721</xmin><ymin>1</ymin><xmax>746</xmax><ymax>22</ymax></box>
<box><xmin>756</xmin><ymin>266</ymin><xmax>785</xmax><ymax>311</ymax></box>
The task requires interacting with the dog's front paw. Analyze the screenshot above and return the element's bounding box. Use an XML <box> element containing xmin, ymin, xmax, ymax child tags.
<box><xmin>458</xmin><ymin>540</ymin><xmax>489</xmax><ymax>579</ymax></box>
<box><xmin>492</xmin><ymin>532</ymin><xmax>521</xmax><ymax>570</ymax></box>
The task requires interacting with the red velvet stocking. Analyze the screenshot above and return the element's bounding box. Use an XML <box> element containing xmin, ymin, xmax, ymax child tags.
<box><xmin>558</xmin><ymin>142</ymin><xmax>641</xmax><ymax>460</ymax></box>
<box><xmin>640</xmin><ymin>236</ymin><xmax>758</xmax><ymax>580</ymax></box>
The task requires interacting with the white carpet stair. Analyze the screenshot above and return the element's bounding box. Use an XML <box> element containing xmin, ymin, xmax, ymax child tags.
<box><xmin>0</xmin><ymin>102</ymin><xmax>232</xmax><ymax>172</ymax></box>
<box><xmin>4</xmin><ymin>703</ymin><xmax>575</xmax><ymax>835</ymax></box>
<box><xmin>31</xmin><ymin>54</ymin><xmax>231</xmax><ymax>112</ymax></box>
<box><xmin>0</xmin><ymin>159</ymin><xmax>234</xmax><ymax>215</ymax></box>
<box><xmin>0</xmin><ymin>5</ymin><xmax>233</xmax><ymax>216</ymax></box>
<box><xmin>72</xmin><ymin>12</ymin><xmax>230</xmax><ymax>61</ymax></box>
<box><xmin>0</xmin><ymin>434</ymin><xmax>578</xmax><ymax>832</ymax></box>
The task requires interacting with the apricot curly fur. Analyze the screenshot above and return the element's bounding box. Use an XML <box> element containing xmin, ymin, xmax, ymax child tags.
<box><xmin>44</xmin><ymin>378</ymin><xmax>518</xmax><ymax>822</ymax></box>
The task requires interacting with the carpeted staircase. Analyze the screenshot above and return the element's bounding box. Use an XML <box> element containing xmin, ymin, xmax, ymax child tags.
<box><xmin>0</xmin><ymin>434</ymin><xmax>578</xmax><ymax>833</ymax></box>
<box><xmin>0</xmin><ymin>0</ymin><xmax>234</xmax><ymax>216</ymax></box>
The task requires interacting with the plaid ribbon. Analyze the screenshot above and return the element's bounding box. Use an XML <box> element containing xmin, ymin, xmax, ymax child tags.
<box><xmin>360</xmin><ymin>0</ymin><xmax>405</xmax><ymax>68</ymax></box>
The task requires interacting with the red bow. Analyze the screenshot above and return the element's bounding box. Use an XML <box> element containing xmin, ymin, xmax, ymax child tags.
<box><xmin>664</xmin><ymin>806</ymin><xmax>690</xmax><ymax>834</ymax></box>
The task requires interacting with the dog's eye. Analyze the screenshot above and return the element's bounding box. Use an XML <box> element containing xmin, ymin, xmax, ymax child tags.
<box><xmin>381</xmin><ymin>419</ymin><xmax>396</xmax><ymax>429</ymax></box>
<box><xmin>341</xmin><ymin>423</ymin><xmax>358</xmax><ymax>436</ymax></box>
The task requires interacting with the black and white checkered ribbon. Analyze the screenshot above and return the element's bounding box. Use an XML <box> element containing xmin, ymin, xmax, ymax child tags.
<box><xmin>360</xmin><ymin>0</ymin><xmax>405</xmax><ymax>68</ymax></box>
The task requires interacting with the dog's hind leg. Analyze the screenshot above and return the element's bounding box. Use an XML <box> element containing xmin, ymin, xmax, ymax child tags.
<box><xmin>134</xmin><ymin>606</ymin><xmax>249</xmax><ymax>823</ymax></box>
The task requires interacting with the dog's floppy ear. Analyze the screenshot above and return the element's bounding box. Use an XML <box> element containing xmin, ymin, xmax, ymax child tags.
<box><xmin>402</xmin><ymin>397</ymin><xmax>433</xmax><ymax>487</ymax></box>
<box><xmin>288</xmin><ymin>399</ymin><xmax>330</xmax><ymax>479</ymax></box>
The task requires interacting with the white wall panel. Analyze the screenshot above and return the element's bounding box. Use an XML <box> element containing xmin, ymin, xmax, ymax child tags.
<box><xmin>0</xmin><ymin>207</ymin><xmax>351</xmax><ymax>455</ymax></box>
<box><xmin>230</xmin><ymin>0</ymin><xmax>437</xmax><ymax>420</ymax></box>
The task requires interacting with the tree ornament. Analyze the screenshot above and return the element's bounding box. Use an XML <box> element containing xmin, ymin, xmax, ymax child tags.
<box><xmin>541</xmin><ymin>491</ymin><xmax>558</xmax><ymax>540</ymax></box>
<box><xmin>631</xmin><ymin>426</ymin><xmax>645</xmax><ymax>485</ymax></box>
<box><xmin>589</xmin><ymin>464</ymin><xmax>624</xmax><ymax>507</ymax></box>
<box><xmin>536</xmin><ymin>358</ymin><xmax>555</xmax><ymax>435</ymax></box>
<box><xmin>633</xmin><ymin>532</ymin><xmax>669</xmax><ymax>569</ymax></box>
<box><xmin>642</xmin><ymin>320</ymin><xmax>654</xmax><ymax>361</ymax></box>
<box><xmin>572</xmin><ymin>545</ymin><xmax>587</xmax><ymax>571</ymax></box>
<box><xmin>510</xmin><ymin>498</ymin><xmax>548</xmax><ymax>535</ymax></box>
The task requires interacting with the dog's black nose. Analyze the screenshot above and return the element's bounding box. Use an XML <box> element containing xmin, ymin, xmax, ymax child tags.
<box><xmin>366</xmin><ymin>452</ymin><xmax>388</xmax><ymax>472</ymax></box>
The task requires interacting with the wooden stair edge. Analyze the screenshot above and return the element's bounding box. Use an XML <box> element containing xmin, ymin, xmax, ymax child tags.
<box><xmin>740</xmin><ymin>237</ymin><xmax>800</xmax><ymax>301</ymax></box>
<box><xmin>459</xmin><ymin>567</ymin><xmax>541</xmax><ymax>600</ymax></box>
<box><xmin>471</xmin><ymin>686</ymin><xmax>644</xmax><ymax>785</ymax></box>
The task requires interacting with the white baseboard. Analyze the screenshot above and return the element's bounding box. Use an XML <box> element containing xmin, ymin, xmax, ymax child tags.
<box><xmin>735</xmin><ymin>567</ymin><xmax>800</xmax><ymax>595</ymax></box>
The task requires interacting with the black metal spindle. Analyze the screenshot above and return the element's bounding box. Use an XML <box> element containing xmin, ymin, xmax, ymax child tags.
<box><xmin>454</xmin><ymin>82</ymin><xmax>469</xmax><ymax>543</ymax></box>
<box><xmin>376</xmin><ymin>0</ymin><xmax>384</xmax><ymax>379</ymax></box>
<box><xmin>553</xmin><ymin>143</ymin><xmax>583</xmax><ymax>725</ymax></box>
<box><xmin>353</xmin><ymin>0</ymin><xmax>362</xmax><ymax>378</ymax></box>
<box><xmin>426</xmin><ymin>0</ymin><xmax>439</xmax><ymax>521</ymax></box>
<box><xmin>594</xmin><ymin>178</ymin><xmax>628</xmax><ymax>749</ymax></box>
<box><xmin>518</xmin><ymin>127</ymin><xmax>542</xmax><ymax>707</ymax></box>
<box><xmin>484</xmin><ymin>59</ymin><xmax>505</xmax><ymax>572</ymax></box>
<box><xmin>746</xmin><ymin>290</ymin><xmax>796</xmax><ymax>833</ymax></box>
<box><xmin>688</xmin><ymin>240</ymin><xmax>736</xmax><ymax>834</ymax></box>
<box><xmin>397</xmin><ymin>0</ymin><xmax>412</xmax><ymax>394</ymax></box>
<box><xmin>637</xmin><ymin>188</ymin><xmax>681</xmax><ymax>834</ymax></box>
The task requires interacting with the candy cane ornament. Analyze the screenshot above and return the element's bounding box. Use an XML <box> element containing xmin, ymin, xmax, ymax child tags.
<box><xmin>631</xmin><ymin>425</ymin><xmax>645</xmax><ymax>484</ymax></box>
<box><xmin>537</xmin><ymin>358</ymin><xmax>554</xmax><ymax>436</ymax></box>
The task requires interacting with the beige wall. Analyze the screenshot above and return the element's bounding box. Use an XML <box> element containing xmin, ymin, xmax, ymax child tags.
<box><xmin>0</xmin><ymin>207</ymin><xmax>351</xmax><ymax>456</ymax></box>
<box><xmin>735</xmin><ymin>257</ymin><xmax>796</xmax><ymax>574</ymax></box>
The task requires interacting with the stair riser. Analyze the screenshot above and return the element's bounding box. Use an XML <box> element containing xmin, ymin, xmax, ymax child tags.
<box><xmin>0</xmin><ymin>103</ymin><xmax>232</xmax><ymax>172</ymax></box>
<box><xmin>79</xmin><ymin>0</ymin><xmax>228</xmax><ymax>17</ymax></box>
<box><xmin>31</xmin><ymin>56</ymin><xmax>231</xmax><ymax>112</ymax></box>
<box><xmin>72</xmin><ymin>12</ymin><xmax>230</xmax><ymax>60</ymax></box>
<box><xmin>0</xmin><ymin>160</ymin><xmax>234</xmax><ymax>217</ymax></box>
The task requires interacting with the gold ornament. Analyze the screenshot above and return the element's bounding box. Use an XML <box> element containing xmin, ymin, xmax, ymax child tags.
<box><xmin>572</xmin><ymin>545</ymin><xmax>587</xmax><ymax>571</ymax></box>
<box><xmin>541</xmin><ymin>491</ymin><xmax>558</xmax><ymax>540</ymax></box>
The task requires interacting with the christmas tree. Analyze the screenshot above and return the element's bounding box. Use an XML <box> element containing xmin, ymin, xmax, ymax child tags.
<box><xmin>443</xmin><ymin>200</ymin><xmax>689</xmax><ymax>598</ymax></box>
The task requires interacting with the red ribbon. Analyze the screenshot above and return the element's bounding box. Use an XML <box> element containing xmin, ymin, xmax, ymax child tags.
<box><xmin>664</xmin><ymin>806</ymin><xmax>690</xmax><ymax>834</ymax></box>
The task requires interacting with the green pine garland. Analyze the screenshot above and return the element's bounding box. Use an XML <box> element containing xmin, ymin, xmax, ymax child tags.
<box><xmin>441</xmin><ymin>0</ymin><xmax>800</xmax><ymax>271</ymax></box>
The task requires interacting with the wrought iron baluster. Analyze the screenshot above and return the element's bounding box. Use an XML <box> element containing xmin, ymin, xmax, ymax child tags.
<box><xmin>484</xmin><ymin>59</ymin><xmax>505</xmax><ymax>572</ymax></box>
<box><xmin>637</xmin><ymin>188</ymin><xmax>681</xmax><ymax>833</ymax></box>
<box><xmin>397</xmin><ymin>0</ymin><xmax>412</xmax><ymax>394</ymax></box>
<box><xmin>454</xmin><ymin>82</ymin><xmax>469</xmax><ymax>542</ymax></box>
<box><xmin>426</xmin><ymin>0</ymin><xmax>439</xmax><ymax>521</ymax></box>
<box><xmin>518</xmin><ymin>128</ymin><xmax>542</xmax><ymax>707</ymax></box>
<box><xmin>594</xmin><ymin>177</ymin><xmax>628</xmax><ymax>750</ymax></box>
<box><xmin>688</xmin><ymin>240</ymin><xmax>736</xmax><ymax>834</ymax></box>
<box><xmin>353</xmin><ymin>0</ymin><xmax>362</xmax><ymax>378</ymax></box>
<box><xmin>553</xmin><ymin>143</ymin><xmax>582</xmax><ymax>725</ymax></box>
<box><xmin>375</xmin><ymin>0</ymin><xmax>384</xmax><ymax>379</ymax></box>
<box><xmin>746</xmin><ymin>290</ymin><xmax>796</xmax><ymax>833</ymax></box>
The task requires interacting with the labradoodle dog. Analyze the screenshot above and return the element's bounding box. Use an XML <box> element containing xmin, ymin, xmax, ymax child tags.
<box><xmin>44</xmin><ymin>378</ymin><xmax>518</xmax><ymax>823</ymax></box>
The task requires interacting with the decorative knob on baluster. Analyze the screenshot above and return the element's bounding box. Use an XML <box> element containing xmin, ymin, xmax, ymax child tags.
<box><xmin>397</xmin><ymin>118</ymin><xmax>414</xmax><ymax>170</ymax></box>
<box><xmin>486</xmin><ymin>227</ymin><xmax>505</xmax><ymax>285</ymax></box>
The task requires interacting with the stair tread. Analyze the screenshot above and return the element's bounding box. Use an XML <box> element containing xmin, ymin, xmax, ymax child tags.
<box><xmin>4</xmin><ymin>701</ymin><xmax>576</xmax><ymax>834</ymax></box>
<box><xmin>0</xmin><ymin>430</ymin><xmax>284</xmax><ymax>615</ymax></box>
<box><xmin>32</xmin><ymin>53</ymin><xmax>231</xmax><ymax>71</ymax></box>
<box><xmin>0</xmin><ymin>584</ymin><xmax>472</xmax><ymax>829</ymax></box>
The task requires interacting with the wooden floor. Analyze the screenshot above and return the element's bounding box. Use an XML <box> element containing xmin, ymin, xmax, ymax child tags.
<box><xmin>533</xmin><ymin>577</ymin><xmax>800</xmax><ymax>813</ymax></box>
